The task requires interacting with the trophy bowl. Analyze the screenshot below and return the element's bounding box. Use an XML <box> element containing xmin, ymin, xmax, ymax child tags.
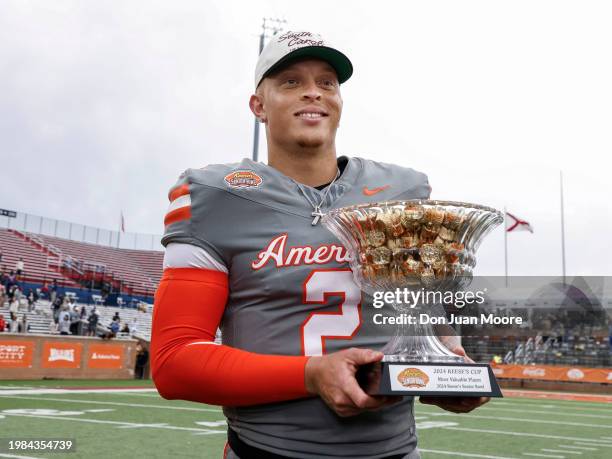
<box><xmin>322</xmin><ymin>200</ymin><xmax>504</xmax><ymax>396</ymax></box>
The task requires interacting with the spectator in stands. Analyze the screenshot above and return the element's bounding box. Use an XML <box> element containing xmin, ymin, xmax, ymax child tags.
<box><xmin>101</xmin><ymin>282</ymin><xmax>110</xmax><ymax>303</ymax></box>
<box><xmin>69</xmin><ymin>306</ymin><xmax>80</xmax><ymax>335</ymax></box>
<box><xmin>41</xmin><ymin>281</ymin><xmax>49</xmax><ymax>300</ymax></box>
<box><xmin>130</xmin><ymin>317</ymin><xmax>139</xmax><ymax>336</ymax></box>
<box><xmin>59</xmin><ymin>314</ymin><xmax>70</xmax><ymax>335</ymax></box>
<box><xmin>109</xmin><ymin>319</ymin><xmax>120</xmax><ymax>338</ymax></box>
<box><xmin>5</xmin><ymin>272</ymin><xmax>16</xmax><ymax>297</ymax></box>
<box><xmin>18</xmin><ymin>314</ymin><xmax>31</xmax><ymax>334</ymax></box>
<box><xmin>9</xmin><ymin>312</ymin><xmax>19</xmax><ymax>333</ymax></box>
<box><xmin>9</xmin><ymin>292</ymin><xmax>19</xmax><ymax>316</ymax></box>
<box><xmin>0</xmin><ymin>314</ymin><xmax>5</xmax><ymax>332</ymax></box>
<box><xmin>27</xmin><ymin>290</ymin><xmax>35</xmax><ymax>312</ymax></box>
<box><xmin>15</xmin><ymin>258</ymin><xmax>24</xmax><ymax>280</ymax></box>
<box><xmin>87</xmin><ymin>308</ymin><xmax>99</xmax><ymax>336</ymax></box>
<box><xmin>50</xmin><ymin>279</ymin><xmax>58</xmax><ymax>303</ymax></box>
<box><xmin>80</xmin><ymin>305</ymin><xmax>87</xmax><ymax>320</ymax></box>
<box><xmin>51</xmin><ymin>294</ymin><xmax>63</xmax><ymax>324</ymax></box>
<box><xmin>121</xmin><ymin>321</ymin><xmax>130</xmax><ymax>334</ymax></box>
<box><xmin>0</xmin><ymin>283</ymin><xmax>5</xmax><ymax>307</ymax></box>
<box><xmin>135</xmin><ymin>342</ymin><xmax>149</xmax><ymax>379</ymax></box>
<box><xmin>12</xmin><ymin>286</ymin><xmax>23</xmax><ymax>310</ymax></box>
<box><xmin>58</xmin><ymin>304</ymin><xmax>70</xmax><ymax>325</ymax></box>
<box><xmin>112</xmin><ymin>311</ymin><xmax>120</xmax><ymax>322</ymax></box>
<box><xmin>49</xmin><ymin>317</ymin><xmax>58</xmax><ymax>333</ymax></box>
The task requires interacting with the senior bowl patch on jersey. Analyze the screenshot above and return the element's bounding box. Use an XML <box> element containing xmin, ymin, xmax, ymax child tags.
<box><xmin>224</xmin><ymin>170</ymin><xmax>263</xmax><ymax>189</ymax></box>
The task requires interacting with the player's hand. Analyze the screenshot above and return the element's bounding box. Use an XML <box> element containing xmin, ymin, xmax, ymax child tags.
<box><xmin>305</xmin><ymin>347</ymin><xmax>402</xmax><ymax>417</ymax></box>
<box><xmin>419</xmin><ymin>344</ymin><xmax>490</xmax><ymax>413</ymax></box>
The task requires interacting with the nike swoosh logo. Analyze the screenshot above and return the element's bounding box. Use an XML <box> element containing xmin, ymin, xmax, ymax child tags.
<box><xmin>363</xmin><ymin>185</ymin><xmax>390</xmax><ymax>196</ymax></box>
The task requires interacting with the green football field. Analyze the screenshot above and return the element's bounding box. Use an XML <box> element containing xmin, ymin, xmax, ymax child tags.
<box><xmin>0</xmin><ymin>380</ymin><xmax>611</xmax><ymax>459</ymax></box>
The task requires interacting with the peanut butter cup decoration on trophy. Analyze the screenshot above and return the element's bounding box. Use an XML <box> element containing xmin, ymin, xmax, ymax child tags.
<box><xmin>340</xmin><ymin>201</ymin><xmax>469</xmax><ymax>288</ymax></box>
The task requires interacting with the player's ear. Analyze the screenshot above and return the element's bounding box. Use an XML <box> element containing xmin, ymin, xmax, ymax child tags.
<box><xmin>249</xmin><ymin>92</ymin><xmax>267</xmax><ymax>123</ymax></box>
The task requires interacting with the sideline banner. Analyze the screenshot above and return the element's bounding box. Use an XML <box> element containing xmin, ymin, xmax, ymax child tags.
<box><xmin>87</xmin><ymin>344</ymin><xmax>124</xmax><ymax>369</ymax></box>
<box><xmin>492</xmin><ymin>364</ymin><xmax>612</xmax><ymax>384</ymax></box>
<box><xmin>41</xmin><ymin>341</ymin><xmax>82</xmax><ymax>368</ymax></box>
<box><xmin>0</xmin><ymin>341</ymin><xmax>34</xmax><ymax>368</ymax></box>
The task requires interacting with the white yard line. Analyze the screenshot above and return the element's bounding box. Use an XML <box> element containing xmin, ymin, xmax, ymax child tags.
<box><xmin>522</xmin><ymin>453</ymin><xmax>564</xmax><ymax>458</ymax></box>
<box><xmin>541</xmin><ymin>450</ymin><xmax>581</xmax><ymax>455</ymax></box>
<box><xmin>494</xmin><ymin>399</ymin><xmax>612</xmax><ymax>411</ymax></box>
<box><xmin>475</xmin><ymin>406</ymin><xmax>612</xmax><ymax>420</ymax></box>
<box><xmin>420</xmin><ymin>401</ymin><xmax>612</xmax><ymax>414</ymax></box>
<box><xmin>601</xmin><ymin>437</ymin><xmax>612</xmax><ymax>440</ymax></box>
<box><xmin>557</xmin><ymin>446</ymin><xmax>597</xmax><ymax>451</ymax></box>
<box><xmin>0</xmin><ymin>453</ymin><xmax>49</xmax><ymax>459</ymax></box>
<box><xmin>444</xmin><ymin>427</ymin><xmax>605</xmax><ymax>443</ymax></box>
<box><xmin>1</xmin><ymin>412</ymin><xmax>225</xmax><ymax>435</ymax></box>
<box><xmin>491</xmin><ymin>402</ymin><xmax>556</xmax><ymax>408</ymax></box>
<box><xmin>419</xmin><ymin>449</ymin><xmax>519</xmax><ymax>459</ymax></box>
<box><xmin>430</xmin><ymin>412</ymin><xmax>612</xmax><ymax>429</ymax></box>
<box><xmin>0</xmin><ymin>386</ymin><xmax>37</xmax><ymax>389</ymax></box>
<box><xmin>573</xmin><ymin>442</ymin><xmax>612</xmax><ymax>448</ymax></box>
<box><xmin>569</xmin><ymin>438</ymin><xmax>612</xmax><ymax>445</ymax></box>
<box><xmin>504</xmin><ymin>390</ymin><xmax>612</xmax><ymax>401</ymax></box>
<box><xmin>0</xmin><ymin>395</ymin><xmax>221</xmax><ymax>413</ymax></box>
<box><xmin>0</xmin><ymin>388</ymin><xmax>157</xmax><ymax>396</ymax></box>
<box><xmin>116</xmin><ymin>392</ymin><xmax>161</xmax><ymax>398</ymax></box>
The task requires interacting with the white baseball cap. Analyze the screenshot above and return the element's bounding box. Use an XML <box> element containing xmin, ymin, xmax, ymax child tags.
<box><xmin>254</xmin><ymin>30</ymin><xmax>353</xmax><ymax>88</ymax></box>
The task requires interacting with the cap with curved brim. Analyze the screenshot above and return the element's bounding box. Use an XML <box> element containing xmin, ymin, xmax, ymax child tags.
<box><xmin>259</xmin><ymin>46</ymin><xmax>353</xmax><ymax>87</ymax></box>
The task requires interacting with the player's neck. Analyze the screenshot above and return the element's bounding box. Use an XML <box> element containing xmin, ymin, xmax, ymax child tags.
<box><xmin>267</xmin><ymin>145</ymin><xmax>339</xmax><ymax>188</ymax></box>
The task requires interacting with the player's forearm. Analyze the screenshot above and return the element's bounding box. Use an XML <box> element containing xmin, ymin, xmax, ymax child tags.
<box><xmin>150</xmin><ymin>267</ymin><xmax>310</xmax><ymax>406</ymax></box>
<box><xmin>152</xmin><ymin>341</ymin><xmax>309</xmax><ymax>405</ymax></box>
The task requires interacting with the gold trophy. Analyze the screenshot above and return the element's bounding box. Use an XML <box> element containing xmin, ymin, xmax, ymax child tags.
<box><xmin>322</xmin><ymin>200</ymin><xmax>503</xmax><ymax>396</ymax></box>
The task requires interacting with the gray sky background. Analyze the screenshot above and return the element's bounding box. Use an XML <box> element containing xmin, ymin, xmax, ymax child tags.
<box><xmin>1</xmin><ymin>0</ymin><xmax>611</xmax><ymax>276</ymax></box>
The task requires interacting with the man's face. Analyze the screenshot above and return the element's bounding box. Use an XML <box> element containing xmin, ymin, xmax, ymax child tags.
<box><xmin>251</xmin><ymin>58</ymin><xmax>343</xmax><ymax>150</ymax></box>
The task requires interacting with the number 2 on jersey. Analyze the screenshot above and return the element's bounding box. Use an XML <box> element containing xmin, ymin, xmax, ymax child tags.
<box><xmin>300</xmin><ymin>269</ymin><xmax>362</xmax><ymax>356</ymax></box>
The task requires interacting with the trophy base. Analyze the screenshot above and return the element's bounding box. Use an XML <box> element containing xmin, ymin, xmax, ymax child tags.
<box><xmin>359</xmin><ymin>361</ymin><xmax>503</xmax><ymax>397</ymax></box>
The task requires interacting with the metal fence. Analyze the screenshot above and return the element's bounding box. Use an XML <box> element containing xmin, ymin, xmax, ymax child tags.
<box><xmin>1</xmin><ymin>209</ymin><xmax>163</xmax><ymax>251</ymax></box>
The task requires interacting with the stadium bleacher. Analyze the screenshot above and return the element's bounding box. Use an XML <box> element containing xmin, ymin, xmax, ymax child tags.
<box><xmin>0</xmin><ymin>298</ymin><xmax>153</xmax><ymax>341</ymax></box>
<box><xmin>1</xmin><ymin>228</ymin><xmax>162</xmax><ymax>297</ymax></box>
<box><xmin>0</xmin><ymin>228</ymin><xmax>80</xmax><ymax>287</ymax></box>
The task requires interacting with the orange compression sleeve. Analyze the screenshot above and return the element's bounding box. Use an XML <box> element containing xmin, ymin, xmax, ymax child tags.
<box><xmin>150</xmin><ymin>267</ymin><xmax>310</xmax><ymax>406</ymax></box>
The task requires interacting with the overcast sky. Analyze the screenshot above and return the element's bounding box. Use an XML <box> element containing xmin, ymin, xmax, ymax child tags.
<box><xmin>1</xmin><ymin>0</ymin><xmax>611</xmax><ymax>276</ymax></box>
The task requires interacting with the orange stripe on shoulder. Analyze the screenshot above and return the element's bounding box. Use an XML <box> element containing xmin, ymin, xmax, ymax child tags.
<box><xmin>168</xmin><ymin>184</ymin><xmax>190</xmax><ymax>202</ymax></box>
<box><xmin>164</xmin><ymin>206</ymin><xmax>191</xmax><ymax>226</ymax></box>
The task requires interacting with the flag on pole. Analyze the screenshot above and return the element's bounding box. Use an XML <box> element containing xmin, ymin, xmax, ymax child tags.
<box><xmin>120</xmin><ymin>211</ymin><xmax>125</xmax><ymax>233</ymax></box>
<box><xmin>505</xmin><ymin>212</ymin><xmax>533</xmax><ymax>233</ymax></box>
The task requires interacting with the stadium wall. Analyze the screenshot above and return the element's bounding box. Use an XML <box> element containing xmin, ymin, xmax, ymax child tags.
<box><xmin>0</xmin><ymin>333</ymin><xmax>138</xmax><ymax>380</ymax></box>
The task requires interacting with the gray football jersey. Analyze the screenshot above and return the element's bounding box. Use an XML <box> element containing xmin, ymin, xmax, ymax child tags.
<box><xmin>162</xmin><ymin>156</ymin><xmax>431</xmax><ymax>458</ymax></box>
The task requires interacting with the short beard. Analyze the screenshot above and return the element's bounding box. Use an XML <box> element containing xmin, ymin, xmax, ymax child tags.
<box><xmin>296</xmin><ymin>135</ymin><xmax>324</xmax><ymax>149</ymax></box>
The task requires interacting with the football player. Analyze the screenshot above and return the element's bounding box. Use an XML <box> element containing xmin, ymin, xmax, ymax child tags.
<box><xmin>151</xmin><ymin>30</ymin><xmax>488</xmax><ymax>459</ymax></box>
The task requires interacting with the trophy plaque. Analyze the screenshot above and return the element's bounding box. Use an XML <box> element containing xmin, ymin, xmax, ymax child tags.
<box><xmin>322</xmin><ymin>200</ymin><xmax>503</xmax><ymax>397</ymax></box>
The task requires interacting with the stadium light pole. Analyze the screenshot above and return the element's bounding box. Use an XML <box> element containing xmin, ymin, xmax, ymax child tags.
<box><xmin>252</xmin><ymin>17</ymin><xmax>286</xmax><ymax>162</ymax></box>
<box><xmin>503</xmin><ymin>206</ymin><xmax>508</xmax><ymax>287</ymax></box>
<box><xmin>560</xmin><ymin>170</ymin><xmax>567</xmax><ymax>286</ymax></box>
